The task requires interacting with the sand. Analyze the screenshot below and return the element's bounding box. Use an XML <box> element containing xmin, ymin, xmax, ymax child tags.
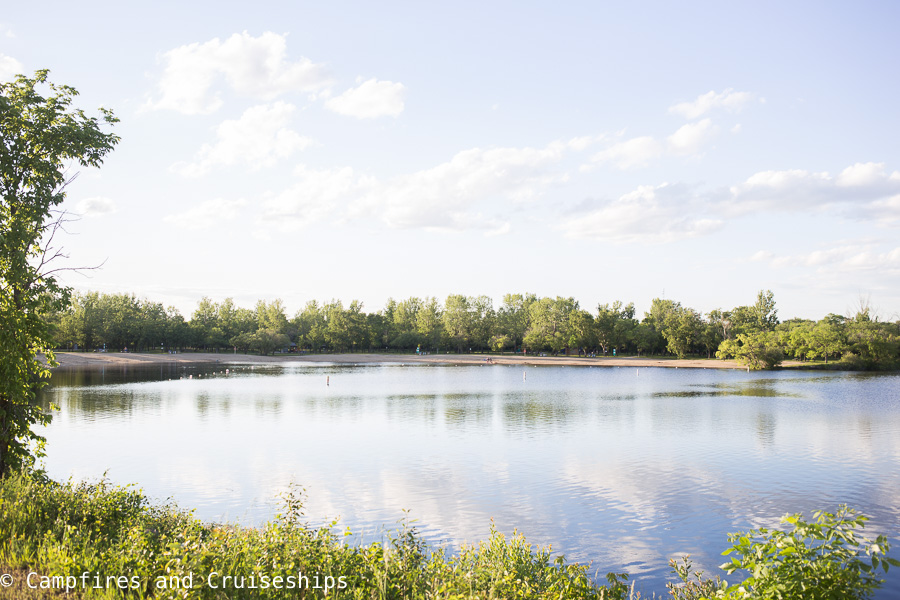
<box><xmin>49</xmin><ymin>351</ymin><xmax>756</xmax><ymax>370</ymax></box>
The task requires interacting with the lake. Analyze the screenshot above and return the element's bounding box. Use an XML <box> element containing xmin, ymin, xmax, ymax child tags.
<box><xmin>38</xmin><ymin>362</ymin><xmax>900</xmax><ymax>596</ymax></box>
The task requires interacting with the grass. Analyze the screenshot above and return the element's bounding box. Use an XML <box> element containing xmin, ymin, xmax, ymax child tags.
<box><xmin>0</xmin><ymin>474</ymin><xmax>639</xmax><ymax>599</ymax></box>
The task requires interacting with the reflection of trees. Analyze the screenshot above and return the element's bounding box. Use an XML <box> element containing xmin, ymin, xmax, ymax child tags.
<box><xmin>38</xmin><ymin>387</ymin><xmax>147</xmax><ymax>422</ymax></box>
<box><xmin>48</xmin><ymin>364</ymin><xmax>186</xmax><ymax>387</ymax></box>
<box><xmin>443</xmin><ymin>395</ymin><xmax>492</xmax><ymax>430</ymax></box>
<box><xmin>653</xmin><ymin>380</ymin><xmax>794</xmax><ymax>398</ymax></box>
<box><xmin>384</xmin><ymin>395</ymin><xmax>439</xmax><ymax>424</ymax></box>
<box><xmin>501</xmin><ymin>393</ymin><xmax>576</xmax><ymax>434</ymax></box>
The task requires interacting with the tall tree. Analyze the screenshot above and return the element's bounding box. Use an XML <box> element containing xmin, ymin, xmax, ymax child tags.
<box><xmin>596</xmin><ymin>301</ymin><xmax>636</xmax><ymax>354</ymax></box>
<box><xmin>524</xmin><ymin>297</ymin><xmax>578</xmax><ymax>354</ymax></box>
<box><xmin>1</xmin><ymin>71</ymin><xmax>119</xmax><ymax>476</ymax></box>
<box><xmin>416</xmin><ymin>296</ymin><xmax>443</xmax><ymax>351</ymax></box>
<box><xmin>497</xmin><ymin>293</ymin><xmax>536</xmax><ymax>351</ymax></box>
<box><xmin>442</xmin><ymin>294</ymin><xmax>472</xmax><ymax>352</ymax></box>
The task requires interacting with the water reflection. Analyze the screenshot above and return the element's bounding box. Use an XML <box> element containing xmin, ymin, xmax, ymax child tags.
<box><xmin>37</xmin><ymin>364</ymin><xmax>900</xmax><ymax>597</ymax></box>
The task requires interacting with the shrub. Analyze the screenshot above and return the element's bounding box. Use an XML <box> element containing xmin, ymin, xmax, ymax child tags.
<box><xmin>669</xmin><ymin>505</ymin><xmax>898</xmax><ymax>599</ymax></box>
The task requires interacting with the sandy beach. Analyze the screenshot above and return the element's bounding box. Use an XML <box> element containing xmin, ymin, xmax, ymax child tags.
<box><xmin>49</xmin><ymin>351</ymin><xmax>756</xmax><ymax>370</ymax></box>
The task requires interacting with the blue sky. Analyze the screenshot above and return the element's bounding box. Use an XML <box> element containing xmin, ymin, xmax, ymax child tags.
<box><xmin>3</xmin><ymin>1</ymin><xmax>899</xmax><ymax>320</ymax></box>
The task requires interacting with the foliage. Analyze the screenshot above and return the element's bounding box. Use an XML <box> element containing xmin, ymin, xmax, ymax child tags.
<box><xmin>666</xmin><ymin>555</ymin><xmax>723</xmax><ymax>599</ymax></box>
<box><xmin>596</xmin><ymin>301</ymin><xmax>636</xmax><ymax>355</ymax></box>
<box><xmin>0</xmin><ymin>70</ymin><xmax>118</xmax><ymax>477</ymax></box>
<box><xmin>717</xmin><ymin>332</ymin><xmax>785</xmax><ymax>370</ymax></box>
<box><xmin>0</xmin><ymin>473</ymin><xmax>637</xmax><ymax>599</ymax></box>
<box><xmin>714</xmin><ymin>506</ymin><xmax>898</xmax><ymax>599</ymax></box>
<box><xmin>47</xmin><ymin>287</ymin><xmax>900</xmax><ymax>368</ymax></box>
<box><xmin>523</xmin><ymin>296</ymin><xmax>582</xmax><ymax>354</ymax></box>
<box><xmin>3</xmin><ymin>475</ymin><xmax>898</xmax><ymax>599</ymax></box>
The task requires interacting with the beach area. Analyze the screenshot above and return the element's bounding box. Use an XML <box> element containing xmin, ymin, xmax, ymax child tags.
<box><xmin>49</xmin><ymin>351</ymin><xmax>757</xmax><ymax>370</ymax></box>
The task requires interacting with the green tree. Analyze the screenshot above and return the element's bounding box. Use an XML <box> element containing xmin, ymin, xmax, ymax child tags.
<box><xmin>524</xmin><ymin>297</ymin><xmax>578</xmax><ymax>354</ymax></box>
<box><xmin>695</xmin><ymin>311</ymin><xmax>728</xmax><ymax>359</ymax></box>
<box><xmin>596</xmin><ymin>301</ymin><xmax>636</xmax><ymax>354</ymax></box>
<box><xmin>256</xmin><ymin>298</ymin><xmax>289</xmax><ymax>333</ymax></box>
<box><xmin>190</xmin><ymin>296</ymin><xmax>221</xmax><ymax>349</ymax></box>
<box><xmin>707</xmin><ymin>308</ymin><xmax>734</xmax><ymax>342</ymax></box>
<box><xmin>750</xmin><ymin>289</ymin><xmax>779</xmax><ymax>331</ymax></box>
<box><xmin>323</xmin><ymin>299</ymin><xmax>351</xmax><ymax>351</ymax></box>
<box><xmin>469</xmin><ymin>295</ymin><xmax>496</xmax><ymax>351</ymax></box>
<box><xmin>345</xmin><ymin>299</ymin><xmax>368</xmax><ymax>352</ymax></box>
<box><xmin>719</xmin><ymin>330</ymin><xmax>785</xmax><ymax>370</ymax></box>
<box><xmin>497</xmin><ymin>293</ymin><xmax>536</xmax><ymax>351</ymax></box>
<box><xmin>662</xmin><ymin>306</ymin><xmax>703</xmax><ymax>359</ymax></box>
<box><xmin>294</xmin><ymin>300</ymin><xmax>326</xmax><ymax>351</ymax></box>
<box><xmin>442</xmin><ymin>294</ymin><xmax>472</xmax><ymax>352</ymax></box>
<box><xmin>1</xmin><ymin>71</ymin><xmax>119</xmax><ymax>476</ymax></box>
<box><xmin>629</xmin><ymin>322</ymin><xmax>660</xmax><ymax>356</ymax></box>
<box><xmin>807</xmin><ymin>320</ymin><xmax>845</xmax><ymax>364</ymax></box>
<box><xmin>416</xmin><ymin>296</ymin><xmax>443</xmax><ymax>351</ymax></box>
<box><xmin>845</xmin><ymin>320</ymin><xmax>900</xmax><ymax>370</ymax></box>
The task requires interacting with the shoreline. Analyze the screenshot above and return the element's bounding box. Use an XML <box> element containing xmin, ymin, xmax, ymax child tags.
<box><xmin>48</xmin><ymin>350</ymin><xmax>764</xmax><ymax>370</ymax></box>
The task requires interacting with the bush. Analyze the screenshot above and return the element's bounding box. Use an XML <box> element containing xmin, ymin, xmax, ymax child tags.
<box><xmin>0</xmin><ymin>474</ymin><xmax>635</xmax><ymax>599</ymax></box>
<box><xmin>670</xmin><ymin>505</ymin><xmax>897</xmax><ymax>599</ymax></box>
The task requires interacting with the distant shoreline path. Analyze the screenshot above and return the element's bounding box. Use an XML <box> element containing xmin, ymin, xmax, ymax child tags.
<box><xmin>49</xmin><ymin>351</ymin><xmax>766</xmax><ymax>370</ymax></box>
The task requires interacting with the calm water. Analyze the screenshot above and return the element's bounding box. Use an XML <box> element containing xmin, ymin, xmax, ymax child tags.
<box><xmin>38</xmin><ymin>363</ymin><xmax>900</xmax><ymax>596</ymax></box>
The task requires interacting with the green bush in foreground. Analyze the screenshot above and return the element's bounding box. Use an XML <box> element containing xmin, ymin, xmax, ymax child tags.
<box><xmin>0</xmin><ymin>475</ymin><xmax>630</xmax><ymax>599</ymax></box>
<box><xmin>0</xmin><ymin>475</ymin><xmax>896</xmax><ymax>599</ymax></box>
<box><xmin>668</xmin><ymin>506</ymin><xmax>897</xmax><ymax>600</ymax></box>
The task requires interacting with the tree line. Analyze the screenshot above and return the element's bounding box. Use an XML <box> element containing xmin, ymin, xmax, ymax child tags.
<box><xmin>47</xmin><ymin>290</ymin><xmax>900</xmax><ymax>370</ymax></box>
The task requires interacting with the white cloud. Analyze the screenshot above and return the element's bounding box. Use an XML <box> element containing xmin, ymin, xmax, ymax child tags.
<box><xmin>0</xmin><ymin>53</ymin><xmax>23</xmax><ymax>81</ymax></box>
<box><xmin>591</xmin><ymin>136</ymin><xmax>663</xmax><ymax>169</ymax></box>
<box><xmin>590</xmin><ymin>122</ymin><xmax>716</xmax><ymax>170</ymax></box>
<box><xmin>669</xmin><ymin>88</ymin><xmax>754</xmax><ymax>119</ymax></box>
<box><xmin>865</xmin><ymin>194</ymin><xmax>900</xmax><ymax>223</ymax></box>
<box><xmin>145</xmin><ymin>31</ymin><xmax>332</xmax><ymax>114</ymax></box>
<box><xmin>730</xmin><ymin>169</ymin><xmax>833</xmax><ymax>211</ymax></box>
<box><xmin>172</xmin><ymin>102</ymin><xmax>313</xmax><ymax>176</ymax></box>
<box><xmin>75</xmin><ymin>197</ymin><xmax>117</xmax><ymax>216</ymax></box>
<box><xmin>560</xmin><ymin>183</ymin><xmax>723</xmax><ymax>243</ymax></box>
<box><xmin>255</xmin><ymin>142</ymin><xmax>569</xmax><ymax>234</ymax></box>
<box><xmin>355</xmin><ymin>143</ymin><xmax>567</xmax><ymax>230</ymax></box>
<box><xmin>749</xmin><ymin>250</ymin><xmax>773</xmax><ymax>262</ymax></box>
<box><xmin>258</xmin><ymin>166</ymin><xmax>369</xmax><ymax>231</ymax></box>
<box><xmin>164</xmin><ymin>198</ymin><xmax>247</xmax><ymax>230</ymax></box>
<box><xmin>666</xmin><ymin>119</ymin><xmax>717</xmax><ymax>155</ymax></box>
<box><xmin>728</xmin><ymin>163</ymin><xmax>900</xmax><ymax>214</ymax></box>
<box><xmin>563</xmin><ymin>160</ymin><xmax>900</xmax><ymax>245</ymax></box>
<box><xmin>836</xmin><ymin>162</ymin><xmax>900</xmax><ymax>189</ymax></box>
<box><xmin>324</xmin><ymin>78</ymin><xmax>406</xmax><ymax>119</ymax></box>
<box><xmin>760</xmin><ymin>243</ymin><xmax>900</xmax><ymax>273</ymax></box>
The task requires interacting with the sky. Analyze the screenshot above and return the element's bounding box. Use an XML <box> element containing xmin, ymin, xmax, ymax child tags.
<box><xmin>3</xmin><ymin>1</ymin><xmax>899</xmax><ymax>321</ymax></box>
